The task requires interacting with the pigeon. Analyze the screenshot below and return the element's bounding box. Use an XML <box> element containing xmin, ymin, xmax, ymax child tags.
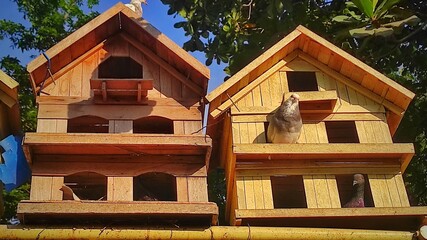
<box><xmin>60</xmin><ymin>185</ymin><xmax>80</xmax><ymax>200</ymax></box>
<box><xmin>344</xmin><ymin>174</ymin><xmax>365</xmax><ymax>208</ymax></box>
<box><xmin>125</xmin><ymin>0</ymin><xmax>147</xmax><ymax>17</ymax></box>
<box><xmin>267</xmin><ymin>93</ymin><xmax>302</xmax><ymax>143</ymax></box>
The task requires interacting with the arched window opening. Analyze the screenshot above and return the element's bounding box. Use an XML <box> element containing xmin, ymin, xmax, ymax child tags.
<box><xmin>133</xmin><ymin>172</ymin><xmax>176</xmax><ymax>201</ymax></box>
<box><xmin>63</xmin><ymin>172</ymin><xmax>107</xmax><ymax>201</ymax></box>
<box><xmin>67</xmin><ymin>115</ymin><xmax>109</xmax><ymax>133</ymax></box>
<box><xmin>98</xmin><ymin>57</ymin><xmax>142</xmax><ymax>79</ymax></box>
<box><xmin>133</xmin><ymin>116</ymin><xmax>173</xmax><ymax>134</ymax></box>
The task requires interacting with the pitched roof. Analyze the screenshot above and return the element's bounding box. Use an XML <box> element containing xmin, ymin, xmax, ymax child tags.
<box><xmin>206</xmin><ymin>25</ymin><xmax>415</xmax><ymax>134</ymax></box>
<box><xmin>27</xmin><ymin>2</ymin><xmax>210</xmax><ymax>96</ymax></box>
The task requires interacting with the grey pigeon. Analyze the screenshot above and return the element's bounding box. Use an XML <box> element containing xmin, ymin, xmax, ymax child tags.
<box><xmin>344</xmin><ymin>174</ymin><xmax>365</xmax><ymax>208</ymax></box>
<box><xmin>267</xmin><ymin>93</ymin><xmax>302</xmax><ymax>143</ymax></box>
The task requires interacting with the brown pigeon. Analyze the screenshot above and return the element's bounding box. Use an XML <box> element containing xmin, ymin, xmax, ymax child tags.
<box><xmin>344</xmin><ymin>174</ymin><xmax>365</xmax><ymax>208</ymax></box>
<box><xmin>267</xmin><ymin>93</ymin><xmax>302</xmax><ymax>143</ymax></box>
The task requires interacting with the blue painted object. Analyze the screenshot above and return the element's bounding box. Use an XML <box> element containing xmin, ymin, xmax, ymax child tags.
<box><xmin>0</xmin><ymin>135</ymin><xmax>31</xmax><ymax>192</ymax></box>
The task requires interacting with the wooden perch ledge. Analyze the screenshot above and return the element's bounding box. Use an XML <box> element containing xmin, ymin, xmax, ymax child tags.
<box><xmin>23</xmin><ymin>133</ymin><xmax>212</xmax><ymax>165</ymax></box>
<box><xmin>233</xmin><ymin>143</ymin><xmax>414</xmax><ymax>172</ymax></box>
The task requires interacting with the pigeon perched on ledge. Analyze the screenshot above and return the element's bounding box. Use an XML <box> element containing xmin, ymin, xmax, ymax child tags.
<box><xmin>267</xmin><ymin>93</ymin><xmax>302</xmax><ymax>143</ymax></box>
<box><xmin>344</xmin><ymin>174</ymin><xmax>365</xmax><ymax>208</ymax></box>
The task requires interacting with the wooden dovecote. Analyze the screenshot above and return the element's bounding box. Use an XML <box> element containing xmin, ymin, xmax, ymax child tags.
<box><xmin>18</xmin><ymin>2</ymin><xmax>217</xmax><ymax>226</ymax></box>
<box><xmin>206</xmin><ymin>26</ymin><xmax>427</xmax><ymax>230</ymax></box>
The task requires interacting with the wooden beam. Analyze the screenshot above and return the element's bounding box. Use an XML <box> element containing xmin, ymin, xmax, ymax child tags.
<box><xmin>231</xmin><ymin>113</ymin><xmax>386</xmax><ymax>123</ymax></box>
<box><xmin>129</xmin><ymin>18</ymin><xmax>210</xmax><ymax>80</ymax></box>
<box><xmin>233</xmin><ymin>143</ymin><xmax>414</xmax><ymax>170</ymax></box>
<box><xmin>206</xmin><ymin>30</ymin><xmax>302</xmax><ymax>103</ymax></box>
<box><xmin>17</xmin><ymin>201</ymin><xmax>218</xmax><ymax>225</ymax></box>
<box><xmin>36</xmin><ymin>96</ymin><xmax>201</xmax><ymax>107</ymax></box>
<box><xmin>0</xmin><ymin>89</ymin><xmax>17</xmax><ymax>108</ymax></box>
<box><xmin>120</xmin><ymin>32</ymin><xmax>204</xmax><ymax>96</ymax></box>
<box><xmin>34</xmin><ymin>40</ymin><xmax>106</xmax><ymax>94</ymax></box>
<box><xmin>37</xmin><ymin>104</ymin><xmax>202</xmax><ymax>121</ymax></box>
<box><xmin>210</xmin><ymin>52</ymin><xmax>298</xmax><ymax>118</ymax></box>
<box><xmin>298</xmin><ymin>52</ymin><xmax>405</xmax><ymax>116</ymax></box>
<box><xmin>237</xmin><ymin>167</ymin><xmax>401</xmax><ymax>176</ymax></box>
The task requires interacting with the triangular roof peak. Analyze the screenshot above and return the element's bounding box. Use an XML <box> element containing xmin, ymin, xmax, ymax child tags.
<box><xmin>27</xmin><ymin>2</ymin><xmax>209</xmax><ymax>96</ymax></box>
<box><xmin>206</xmin><ymin>25</ymin><xmax>414</xmax><ymax>134</ymax></box>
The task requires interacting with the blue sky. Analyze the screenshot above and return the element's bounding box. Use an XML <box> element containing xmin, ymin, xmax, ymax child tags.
<box><xmin>0</xmin><ymin>0</ymin><xmax>226</xmax><ymax>92</ymax></box>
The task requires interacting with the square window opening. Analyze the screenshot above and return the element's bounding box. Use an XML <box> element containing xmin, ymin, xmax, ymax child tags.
<box><xmin>325</xmin><ymin>121</ymin><xmax>359</xmax><ymax>143</ymax></box>
<box><xmin>336</xmin><ymin>174</ymin><xmax>374</xmax><ymax>207</ymax></box>
<box><xmin>271</xmin><ymin>175</ymin><xmax>307</xmax><ymax>208</ymax></box>
<box><xmin>287</xmin><ymin>71</ymin><xmax>318</xmax><ymax>92</ymax></box>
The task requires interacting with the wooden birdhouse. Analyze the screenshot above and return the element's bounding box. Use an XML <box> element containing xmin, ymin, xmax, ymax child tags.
<box><xmin>206</xmin><ymin>26</ymin><xmax>427</xmax><ymax>231</ymax></box>
<box><xmin>18</xmin><ymin>3</ymin><xmax>217</xmax><ymax>226</ymax></box>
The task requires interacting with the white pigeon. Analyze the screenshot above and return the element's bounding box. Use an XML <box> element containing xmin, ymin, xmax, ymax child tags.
<box><xmin>125</xmin><ymin>0</ymin><xmax>147</xmax><ymax>17</ymax></box>
<box><xmin>267</xmin><ymin>93</ymin><xmax>302</xmax><ymax>143</ymax></box>
<box><xmin>60</xmin><ymin>185</ymin><xmax>80</xmax><ymax>200</ymax></box>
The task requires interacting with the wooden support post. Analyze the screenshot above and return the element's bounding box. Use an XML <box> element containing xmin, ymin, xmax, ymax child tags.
<box><xmin>137</xmin><ymin>82</ymin><xmax>142</xmax><ymax>102</ymax></box>
<box><xmin>101</xmin><ymin>81</ymin><xmax>107</xmax><ymax>102</ymax></box>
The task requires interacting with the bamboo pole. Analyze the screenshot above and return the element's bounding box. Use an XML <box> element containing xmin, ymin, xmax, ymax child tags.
<box><xmin>0</xmin><ymin>225</ymin><xmax>416</xmax><ymax>240</ymax></box>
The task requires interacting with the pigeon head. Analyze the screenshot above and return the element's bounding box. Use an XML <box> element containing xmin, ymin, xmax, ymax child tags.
<box><xmin>353</xmin><ymin>174</ymin><xmax>365</xmax><ymax>186</ymax></box>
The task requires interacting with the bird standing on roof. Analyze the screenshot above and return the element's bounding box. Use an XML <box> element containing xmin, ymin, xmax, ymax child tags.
<box><xmin>267</xmin><ymin>93</ymin><xmax>302</xmax><ymax>143</ymax></box>
<box><xmin>344</xmin><ymin>174</ymin><xmax>365</xmax><ymax>208</ymax></box>
<box><xmin>125</xmin><ymin>0</ymin><xmax>147</xmax><ymax>17</ymax></box>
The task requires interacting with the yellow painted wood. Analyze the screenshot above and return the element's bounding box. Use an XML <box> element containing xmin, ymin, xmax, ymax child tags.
<box><xmin>244</xmin><ymin>177</ymin><xmax>256</xmax><ymax>209</ymax></box>
<box><xmin>187</xmin><ymin>177</ymin><xmax>208</xmax><ymax>202</ymax></box>
<box><xmin>51</xmin><ymin>177</ymin><xmax>64</xmax><ymax>200</ymax></box>
<box><xmin>236</xmin><ymin>176</ymin><xmax>246</xmax><ymax>209</ymax></box>
<box><xmin>108</xmin><ymin>177</ymin><xmax>133</xmax><ymax>201</ymax></box>
<box><xmin>303</xmin><ymin>123</ymin><xmax>319</xmax><ymax>143</ymax></box>
<box><xmin>283</xmin><ymin>58</ymin><xmax>319</xmax><ymax>72</ymax></box>
<box><xmin>247</xmin><ymin>123</ymin><xmax>258</xmax><ymax>144</ymax></box>
<box><xmin>252</xmin><ymin>176</ymin><xmax>265</xmax><ymax>209</ymax></box>
<box><xmin>255</xmin><ymin>122</ymin><xmax>266</xmax><ymax>143</ymax></box>
<box><xmin>30</xmin><ymin>176</ymin><xmax>53</xmax><ymax>201</ymax></box>
<box><xmin>232</xmin><ymin>122</ymin><xmax>241</xmax><ymax>144</ymax></box>
<box><xmin>37</xmin><ymin>119</ymin><xmax>57</xmax><ymax>133</ymax></box>
<box><xmin>268</xmin><ymin>72</ymin><xmax>282</xmax><ymax>105</ymax></box>
<box><xmin>239</xmin><ymin>123</ymin><xmax>250</xmax><ymax>144</ymax></box>
<box><xmin>385</xmin><ymin>174</ymin><xmax>402</xmax><ymax>207</ymax></box>
<box><xmin>259</xmin><ymin>76</ymin><xmax>272</xmax><ymax>106</ymax></box>
<box><xmin>326</xmin><ymin>175</ymin><xmax>341</xmax><ymax>208</ymax></box>
<box><xmin>369</xmin><ymin>174</ymin><xmax>385</xmax><ymax>207</ymax></box>
<box><xmin>279</xmin><ymin>71</ymin><xmax>289</xmax><ymax>93</ymax></box>
<box><xmin>262</xmin><ymin>176</ymin><xmax>274</xmax><ymax>209</ymax></box>
<box><xmin>313</xmin><ymin>175</ymin><xmax>332</xmax><ymax>208</ymax></box>
<box><xmin>316</xmin><ymin>122</ymin><xmax>328</xmax><ymax>143</ymax></box>
<box><xmin>303</xmin><ymin>175</ymin><xmax>317</xmax><ymax>208</ymax></box>
<box><xmin>394</xmin><ymin>174</ymin><xmax>410</xmax><ymax>207</ymax></box>
<box><xmin>184</xmin><ymin>121</ymin><xmax>202</xmax><ymax>135</ymax></box>
<box><xmin>176</xmin><ymin>176</ymin><xmax>189</xmax><ymax>202</ymax></box>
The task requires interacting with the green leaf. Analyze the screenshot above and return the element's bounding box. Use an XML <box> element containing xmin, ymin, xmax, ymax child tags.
<box><xmin>332</xmin><ymin>15</ymin><xmax>357</xmax><ymax>23</ymax></box>
<box><xmin>382</xmin><ymin>15</ymin><xmax>420</xmax><ymax>28</ymax></box>
<box><xmin>352</xmin><ymin>0</ymin><xmax>374</xmax><ymax>18</ymax></box>
<box><xmin>349</xmin><ymin>27</ymin><xmax>375</xmax><ymax>38</ymax></box>
<box><xmin>222</xmin><ymin>24</ymin><xmax>230</xmax><ymax>32</ymax></box>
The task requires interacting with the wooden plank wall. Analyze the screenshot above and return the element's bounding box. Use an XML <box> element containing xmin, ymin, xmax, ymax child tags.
<box><xmin>30</xmin><ymin>176</ymin><xmax>63</xmax><ymax>201</ymax></box>
<box><xmin>41</xmin><ymin>35</ymin><xmax>199</xmax><ymax>101</ymax></box>
<box><xmin>173</xmin><ymin>121</ymin><xmax>202</xmax><ymax>135</ymax></box>
<box><xmin>176</xmin><ymin>176</ymin><xmax>209</xmax><ymax>202</ymax></box>
<box><xmin>236</xmin><ymin>176</ymin><xmax>273</xmax><ymax>210</ymax></box>
<box><xmin>107</xmin><ymin>177</ymin><xmax>133</xmax><ymax>201</ymax></box>
<box><xmin>303</xmin><ymin>175</ymin><xmax>341</xmax><ymax>208</ymax></box>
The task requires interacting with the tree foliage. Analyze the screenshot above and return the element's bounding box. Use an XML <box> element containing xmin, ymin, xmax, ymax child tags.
<box><xmin>0</xmin><ymin>0</ymin><xmax>100</xmax><ymax>221</ymax></box>
<box><xmin>162</xmin><ymin>0</ymin><xmax>427</xmax><ymax>206</ymax></box>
